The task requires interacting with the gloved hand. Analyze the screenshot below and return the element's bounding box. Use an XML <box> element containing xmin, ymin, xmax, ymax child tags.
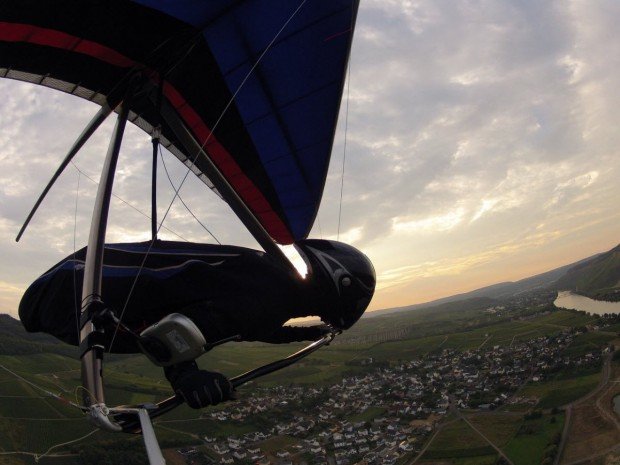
<box><xmin>165</xmin><ymin>361</ymin><xmax>235</xmax><ymax>409</ymax></box>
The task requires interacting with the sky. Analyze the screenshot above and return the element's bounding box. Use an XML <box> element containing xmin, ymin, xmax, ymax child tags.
<box><xmin>1</xmin><ymin>0</ymin><xmax>620</xmax><ymax>318</ymax></box>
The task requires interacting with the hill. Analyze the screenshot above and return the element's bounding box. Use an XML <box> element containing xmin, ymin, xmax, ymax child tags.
<box><xmin>554</xmin><ymin>243</ymin><xmax>620</xmax><ymax>301</ymax></box>
<box><xmin>369</xmin><ymin>245</ymin><xmax>620</xmax><ymax>318</ymax></box>
<box><xmin>0</xmin><ymin>314</ymin><xmax>75</xmax><ymax>357</ymax></box>
<box><xmin>0</xmin><ymin>299</ymin><xmax>614</xmax><ymax>464</ymax></box>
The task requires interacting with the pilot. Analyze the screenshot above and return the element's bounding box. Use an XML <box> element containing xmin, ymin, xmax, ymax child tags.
<box><xmin>164</xmin><ymin>240</ymin><xmax>376</xmax><ymax>408</ymax></box>
<box><xmin>19</xmin><ymin>239</ymin><xmax>375</xmax><ymax>409</ymax></box>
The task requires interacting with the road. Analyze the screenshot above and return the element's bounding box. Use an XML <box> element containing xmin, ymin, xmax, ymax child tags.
<box><xmin>553</xmin><ymin>405</ymin><xmax>572</xmax><ymax>465</ymax></box>
<box><xmin>478</xmin><ymin>335</ymin><xmax>492</xmax><ymax>350</ymax></box>
<box><xmin>0</xmin><ymin>428</ymin><xmax>97</xmax><ymax>461</ymax></box>
<box><xmin>407</xmin><ymin>418</ymin><xmax>457</xmax><ymax>464</ymax></box>
<box><xmin>407</xmin><ymin>398</ymin><xmax>515</xmax><ymax>465</ymax></box>
<box><xmin>407</xmin><ymin>351</ymin><xmax>618</xmax><ymax>465</ymax></box>
<box><xmin>554</xmin><ymin>352</ymin><xmax>619</xmax><ymax>465</ymax></box>
<box><xmin>454</xmin><ymin>408</ymin><xmax>515</xmax><ymax>465</ymax></box>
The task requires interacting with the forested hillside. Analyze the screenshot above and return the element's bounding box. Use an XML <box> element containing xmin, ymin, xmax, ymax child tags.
<box><xmin>555</xmin><ymin>243</ymin><xmax>620</xmax><ymax>301</ymax></box>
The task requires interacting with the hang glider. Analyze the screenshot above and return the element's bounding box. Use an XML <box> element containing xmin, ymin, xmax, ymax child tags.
<box><xmin>1</xmin><ymin>1</ymin><xmax>360</xmax><ymax>463</ymax></box>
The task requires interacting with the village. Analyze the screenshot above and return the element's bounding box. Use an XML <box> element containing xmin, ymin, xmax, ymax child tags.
<box><xmin>173</xmin><ymin>323</ymin><xmax>610</xmax><ymax>465</ymax></box>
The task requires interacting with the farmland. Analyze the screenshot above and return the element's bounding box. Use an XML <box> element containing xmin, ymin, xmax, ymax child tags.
<box><xmin>0</xmin><ymin>293</ymin><xmax>615</xmax><ymax>464</ymax></box>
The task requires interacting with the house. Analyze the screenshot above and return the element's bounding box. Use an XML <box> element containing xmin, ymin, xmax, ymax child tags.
<box><xmin>213</xmin><ymin>444</ymin><xmax>230</xmax><ymax>455</ymax></box>
<box><xmin>232</xmin><ymin>450</ymin><xmax>246</xmax><ymax>460</ymax></box>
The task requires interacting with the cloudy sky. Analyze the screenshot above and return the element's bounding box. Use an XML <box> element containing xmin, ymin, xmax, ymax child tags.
<box><xmin>1</xmin><ymin>0</ymin><xmax>620</xmax><ymax>318</ymax></box>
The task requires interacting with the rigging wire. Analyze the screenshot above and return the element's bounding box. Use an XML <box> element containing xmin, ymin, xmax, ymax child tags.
<box><xmin>0</xmin><ymin>367</ymin><xmax>111</xmax><ymax>462</ymax></box>
<box><xmin>72</xmin><ymin>170</ymin><xmax>81</xmax><ymax>341</ymax></box>
<box><xmin>159</xmin><ymin>147</ymin><xmax>221</xmax><ymax>244</ymax></box>
<box><xmin>69</xmin><ymin>161</ymin><xmax>189</xmax><ymax>242</ymax></box>
<box><xmin>337</xmin><ymin>53</ymin><xmax>352</xmax><ymax>240</ymax></box>
<box><xmin>0</xmin><ymin>366</ymin><xmax>101</xmax><ymax>461</ymax></box>
<box><xmin>0</xmin><ymin>365</ymin><xmax>96</xmax><ymax>463</ymax></box>
<box><xmin>0</xmin><ymin>364</ymin><xmax>85</xmax><ymax>412</ymax></box>
<box><xmin>33</xmin><ymin>429</ymin><xmax>98</xmax><ymax>463</ymax></box>
<box><xmin>108</xmin><ymin>0</ymin><xmax>309</xmax><ymax>351</ymax></box>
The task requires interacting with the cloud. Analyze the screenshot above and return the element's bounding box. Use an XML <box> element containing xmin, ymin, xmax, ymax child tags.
<box><xmin>0</xmin><ymin>281</ymin><xmax>24</xmax><ymax>316</ymax></box>
<box><xmin>392</xmin><ymin>208</ymin><xmax>466</xmax><ymax>234</ymax></box>
<box><xmin>546</xmin><ymin>170</ymin><xmax>599</xmax><ymax>208</ymax></box>
<box><xmin>377</xmin><ymin>226</ymin><xmax>576</xmax><ymax>293</ymax></box>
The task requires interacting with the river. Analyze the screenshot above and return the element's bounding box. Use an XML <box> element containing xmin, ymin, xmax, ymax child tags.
<box><xmin>554</xmin><ymin>291</ymin><xmax>620</xmax><ymax>315</ymax></box>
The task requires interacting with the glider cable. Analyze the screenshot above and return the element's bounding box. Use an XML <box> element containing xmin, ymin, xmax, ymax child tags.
<box><xmin>0</xmin><ymin>364</ymin><xmax>86</xmax><ymax>412</ymax></box>
<box><xmin>69</xmin><ymin>161</ymin><xmax>189</xmax><ymax>242</ymax></box>
<box><xmin>151</xmin><ymin>127</ymin><xmax>160</xmax><ymax>241</ymax></box>
<box><xmin>150</xmin><ymin>81</ymin><xmax>165</xmax><ymax>241</ymax></box>
<box><xmin>159</xmin><ymin>147</ymin><xmax>221</xmax><ymax>244</ymax></box>
<box><xmin>337</xmin><ymin>53</ymin><xmax>352</xmax><ymax>240</ymax></box>
<box><xmin>15</xmin><ymin>97</ymin><xmax>121</xmax><ymax>242</ymax></box>
<box><xmin>73</xmin><ymin>170</ymin><xmax>82</xmax><ymax>341</ymax></box>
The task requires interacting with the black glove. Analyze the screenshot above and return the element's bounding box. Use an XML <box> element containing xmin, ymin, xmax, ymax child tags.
<box><xmin>165</xmin><ymin>361</ymin><xmax>234</xmax><ymax>409</ymax></box>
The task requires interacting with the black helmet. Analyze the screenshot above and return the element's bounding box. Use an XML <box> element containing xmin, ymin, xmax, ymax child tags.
<box><xmin>294</xmin><ymin>239</ymin><xmax>375</xmax><ymax>330</ymax></box>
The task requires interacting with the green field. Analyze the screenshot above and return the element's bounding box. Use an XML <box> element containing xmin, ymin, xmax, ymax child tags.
<box><xmin>605</xmin><ymin>322</ymin><xmax>620</xmax><ymax>333</ymax></box>
<box><xmin>466</xmin><ymin>413</ymin><xmax>523</xmax><ymax>447</ymax></box>
<box><xmin>535</xmin><ymin>310</ymin><xmax>596</xmax><ymax>328</ymax></box>
<box><xmin>0</xmin><ymin>455</ymin><xmax>82</xmax><ymax>465</ymax></box>
<box><xmin>436</xmin><ymin>456</ymin><xmax>499</xmax><ymax>465</ymax></box>
<box><xmin>423</xmin><ymin>418</ymin><xmax>492</xmax><ymax>460</ymax></box>
<box><xmin>0</xmin><ymin>417</ymin><xmax>97</xmax><ymax>453</ymax></box>
<box><xmin>504</xmin><ymin>413</ymin><xmax>564</xmax><ymax>465</ymax></box>
<box><xmin>158</xmin><ymin>417</ymin><xmax>259</xmax><ymax>438</ymax></box>
<box><xmin>420</xmin><ymin>412</ymin><xmax>564</xmax><ymax>465</ymax></box>
<box><xmin>562</xmin><ymin>331</ymin><xmax>616</xmax><ymax>357</ymax></box>
<box><xmin>520</xmin><ymin>372</ymin><xmax>601</xmax><ymax>408</ymax></box>
<box><xmin>0</xmin><ymin>380</ymin><xmax>39</xmax><ymax>396</ymax></box>
<box><xmin>0</xmin><ymin>305</ymin><xmax>608</xmax><ymax>461</ymax></box>
<box><xmin>0</xmin><ymin>354</ymin><xmax>78</xmax><ymax>373</ymax></box>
